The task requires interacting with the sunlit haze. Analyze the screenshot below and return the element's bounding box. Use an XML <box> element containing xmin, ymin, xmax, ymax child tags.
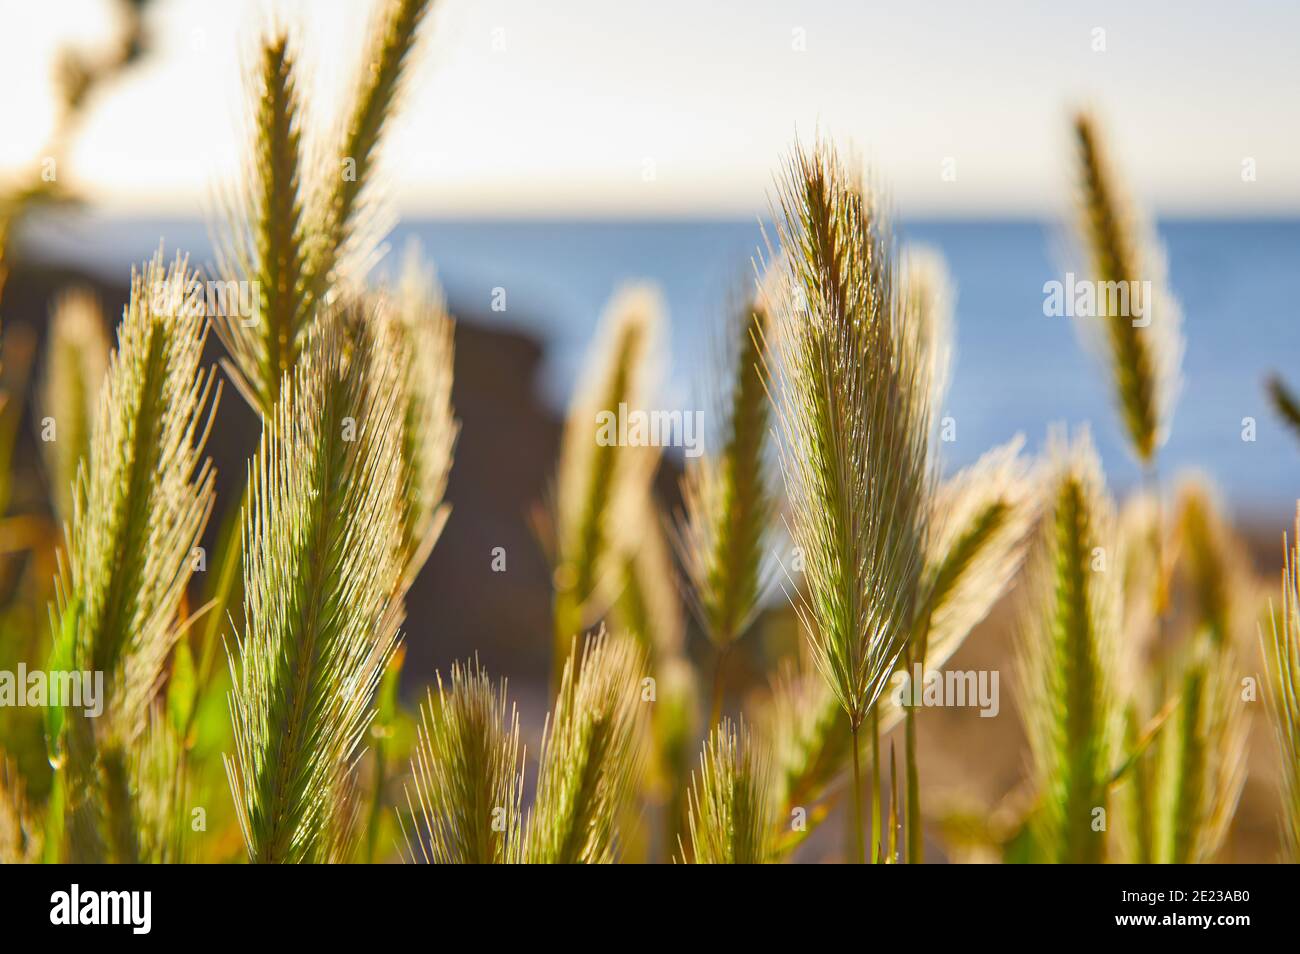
<box><xmin>1</xmin><ymin>0</ymin><xmax>1296</xmax><ymax>217</ymax></box>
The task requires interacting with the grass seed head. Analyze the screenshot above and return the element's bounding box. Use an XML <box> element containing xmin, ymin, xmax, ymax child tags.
<box><xmin>766</xmin><ymin>140</ymin><xmax>933</xmax><ymax>729</ymax></box>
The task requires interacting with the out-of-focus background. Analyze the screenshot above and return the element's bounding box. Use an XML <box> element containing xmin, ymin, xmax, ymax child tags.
<box><xmin>1</xmin><ymin>0</ymin><xmax>1296</xmax><ymax>861</ymax></box>
<box><xmin>6</xmin><ymin>0</ymin><xmax>1297</xmax><ymax>504</ymax></box>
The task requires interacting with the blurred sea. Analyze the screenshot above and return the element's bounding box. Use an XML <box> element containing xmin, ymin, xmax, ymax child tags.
<box><xmin>22</xmin><ymin>214</ymin><xmax>1300</xmax><ymax>521</ymax></box>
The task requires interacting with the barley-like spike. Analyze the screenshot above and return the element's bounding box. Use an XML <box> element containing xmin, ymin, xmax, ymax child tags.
<box><xmin>401</xmin><ymin>660</ymin><xmax>524</xmax><ymax>864</ymax></box>
<box><xmin>551</xmin><ymin>287</ymin><xmax>661</xmax><ymax>666</ymax></box>
<box><xmin>613</xmin><ymin>487</ymin><xmax>685</xmax><ymax>666</ymax></box>
<box><xmin>754</xmin><ymin>438</ymin><xmax>1033</xmax><ymax>838</ymax></box>
<box><xmin>1176</xmin><ymin>479</ymin><xmax>1251</xmax><ymax>650</ymax></box>
<box><xmin>913</xmin><ymin>437</ymin><xmax>1037</xmax><ymax>663</ymax></box>
<box><xmin>683</xmin><ymin>719</ymin><xmax>777</xmax><ymax>864</ymax></box>
<box><xmin>54</xmin><ymin>251</ymin><xmax>217</xmax><ymax>863</ymax></box>
<box><xmin>1071</xmin><ymin>111</ymin><xmax>1183</xmax><ymax>466</ymax></box>
<box><xmin>225</xmin><ymin>308</ymin><xmax>406</xmax><ymax>864</ymax></box>
<box><xmin>1017</xmin><ymin>427</ymin><xmax>1123</xmax><ymax>863</ymax></box>
<box><xmin>1122</xmin><ymin>704</ymin><xmax>1156</xmax><ymax>863</ymax></box>
<box><xmin>524</xmin><ymin>630</ymin><xmax>647</xmax><ymax>864</ymax></box>
<box><xmin>1142</xmin><ymin>479</ymin><xmax>1251</xmax><ymax>864</ymax></box>
<box><xmin>215</xmin><ymin>32</ymin><xmax>310</xmax><ymax>415</ymax></box>
<box><xmin>59</xmin><ymin>251</ymin><xmax>218</xmax><ymax>727</ymax></box>
<box><xmin>678</xmin><ymin>300</ymin><xmax>776</xmax><ymax>647</ymax></box>
<box><xmin>767</xmin><ymin>140</ymin><xmax>933</xmax><ymax>730</ymax></box>
<box><xmin>303</xmin><ymin>0</ymin><xmax>434</xmax><ymax>315</ymax></box>
<box><xmin>1156</xmin><ymin>648</ymin><xmax>1248</xmax><ymax>863</ymax></box>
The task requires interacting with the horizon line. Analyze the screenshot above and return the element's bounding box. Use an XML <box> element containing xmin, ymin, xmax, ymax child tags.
<box><xmin>28</xmin><ymin>207</ymin><xmax>1300</xmax><ymax>226</ymax></box>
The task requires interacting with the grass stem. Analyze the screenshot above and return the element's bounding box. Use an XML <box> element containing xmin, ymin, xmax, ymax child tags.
<box><xmin>849</xmin><ymin>719</ymin><xmax>864</xmax><ymax>864</ymax></box>
<box><xmin>870</xmin><ymin>707</ymin><xmax>882</xmax><ymax>863</ymax></box>
<box><xmin>905</xmin><ymin>698</ymin><xmax>921</xmax><ymax>863</ymax></box>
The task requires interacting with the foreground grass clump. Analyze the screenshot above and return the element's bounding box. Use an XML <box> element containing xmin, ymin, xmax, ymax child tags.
<box><xmin>401</xmin><ymin>632</ymin><xmax>647</xmax><ymax>864</ymax></box>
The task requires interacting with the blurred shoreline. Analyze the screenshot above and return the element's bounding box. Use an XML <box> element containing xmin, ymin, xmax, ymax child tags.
<box><xmin>15</xmin><ymin>212</ymin><xmax>1300</xmax><ymax>522</ymax></box>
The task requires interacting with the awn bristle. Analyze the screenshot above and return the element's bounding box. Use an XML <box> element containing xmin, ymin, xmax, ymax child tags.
<box><xmin>132</xmin><ymin>707</ymin><xmax>189</xmax><ymax>864</ymax></box>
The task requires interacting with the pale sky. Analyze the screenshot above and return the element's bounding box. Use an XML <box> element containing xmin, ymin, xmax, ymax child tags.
<box><xmin>1</xmin><ymin>0</ymin><xmax>1296</xmax><ymax>217</ymax></box>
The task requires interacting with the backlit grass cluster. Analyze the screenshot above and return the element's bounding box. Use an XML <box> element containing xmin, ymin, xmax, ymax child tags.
<box><xmin>0</xmin><ymin>5</ymin><xmax>1292</xmax><ymax>867</ymax></box>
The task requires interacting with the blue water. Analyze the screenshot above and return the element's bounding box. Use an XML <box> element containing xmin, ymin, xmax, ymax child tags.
<box><xmin>22</xmin><ymin>215</ymin><xmax>1300</xmax><ymax>519</ymax></box>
